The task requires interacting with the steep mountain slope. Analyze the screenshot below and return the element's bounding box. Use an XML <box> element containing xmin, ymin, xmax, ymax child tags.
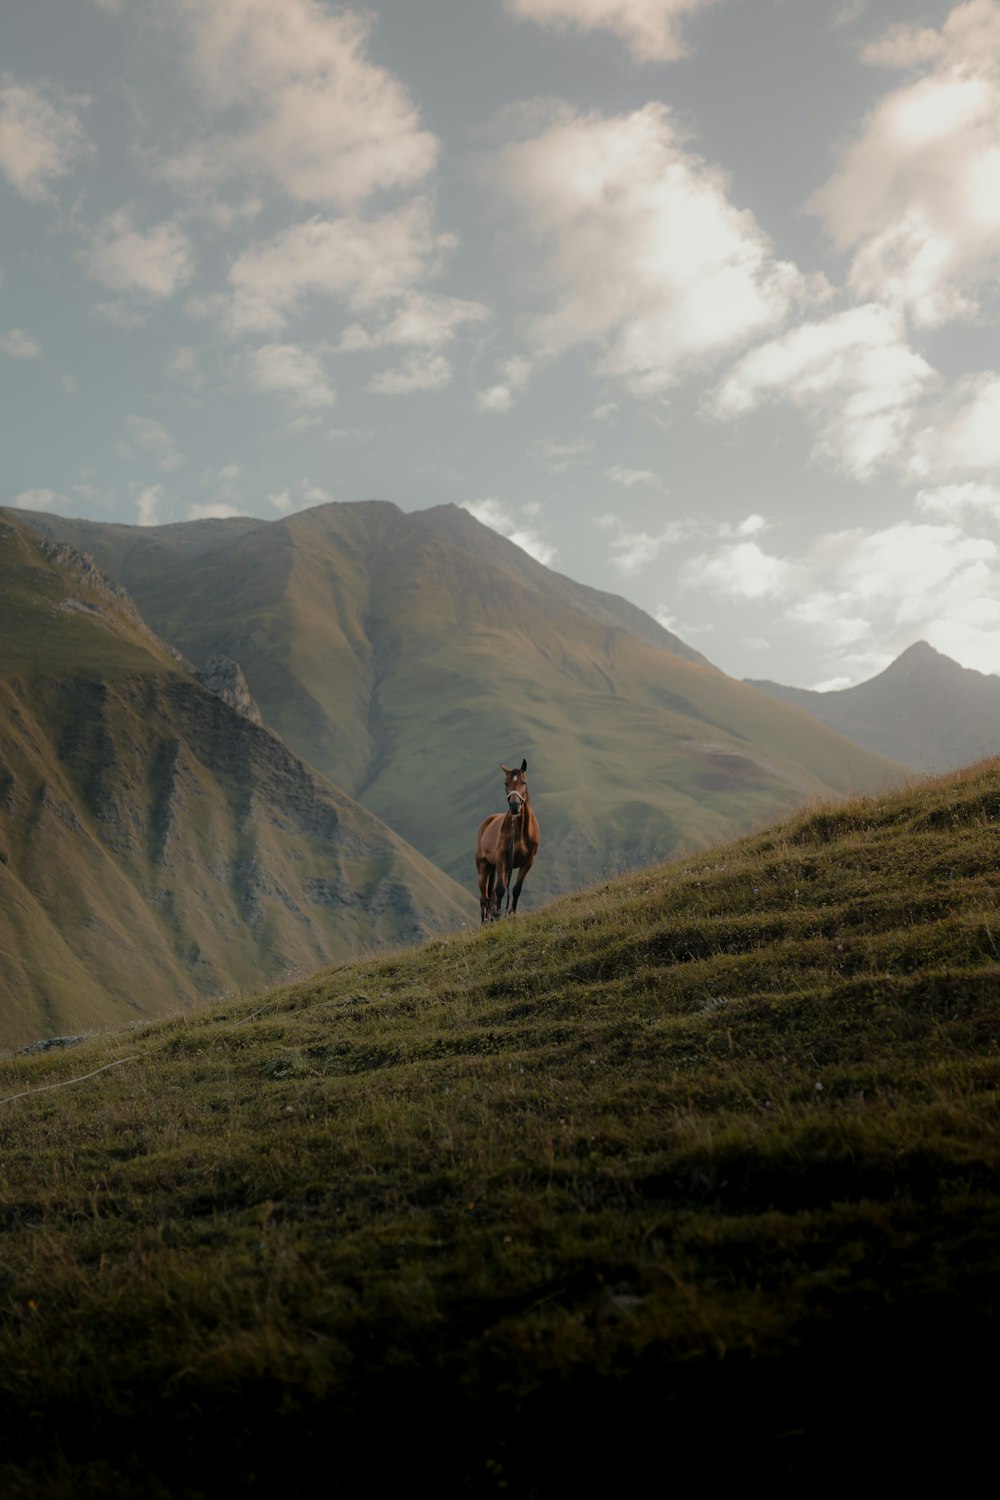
<box><xmin>24</xmin><ymin>501</ymin><xmax>906</xmax><ymax>898</ymax></box>
<box><xmin>748</xmin><ymin>641</ymin><xmax>1000</xmax><ymax>772</ymax></box>
<box><xmin>0</xmin><ymin>512</ymin><xmax>472</xmax><ymax>1047</ymax></box>
<box><xmin>2</xmin><ymin>759</ymin><xmax>999</xmax><ymax>1493</ymax></box>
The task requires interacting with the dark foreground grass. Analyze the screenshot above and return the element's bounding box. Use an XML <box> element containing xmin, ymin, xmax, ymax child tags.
<box><xmin>2</xmin><ymin>761</ymin><xmax>1000</xmax><ymax>1495</ymax></box>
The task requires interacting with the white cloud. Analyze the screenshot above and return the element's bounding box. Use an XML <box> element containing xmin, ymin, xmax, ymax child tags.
<box><xmin>606</xmin><ymin>464</ymin><xmax>664</xmax><ymax>489</ymax></box>
<box><xmin>162</xmin><ymin>0</ymin><xmax>437</xmax><ymax>208</ymax></box>
<box><xmin>72</xmin><ymin>482</ymin><xmax>117</xmax><ymax>511</ymax></box>
<box><xmin>682</xmin><ymin>539</ymin><xmax>793</xmax><ymax>599</ymax></box>
<box><xmin>245</xmin><ymin>342</ymin><xmax>337</xmax><ymax>419</ymax></box>
<box><xmin>812</xmin><ymin>522</ymin><xmax>995</xmax><ymax>616</ymax></box>
<box><xmin>124</xmin><ymin>416</ymin><xmax>184</xmax><ymax>472</ymax></box>
<box><xmin>476</xmin><ymin>384</ymin><xmax>514</xmax><ymax>413</ymax></box>
<box><xmin>909</xmin><ymin>373</ymin><xmax>1000</xmax><ymax>479</ymax></box>
<box><xmin>340</xmin><ymin>291</ymin><xmax>489</xmax><ymax>352</ymax></box>
<box><xmin>265</xmin><ymin>481</ymin><xmax>333</xmax><ymax>515</ymax></box>
<box><xmin>13</xmin><ymin>488</ymin><xmax>63</xmax><ymax>511</ymax></box>
<box><xmin>202</xmin><ymin>200</ymin><xmax>451</xmax><ymax>336</ymax></box>
<box><xmin>814</xmin><ymin>2</ymin><xmax>1000</xmax><ymax>325</ymax></box>
<box><xmin>595</xmin><ymin>513</ymin><xmax>690</xmax><ymax>574</ymax></box>
<box><xmin>683</xmin><ymin>513</ymin><xmax>1000</xmax><ymax>680</ymax></box>
<box><xmin>198</xmin><ymin>462</ymin><xmax>244</xmax><ymax>510</ymax></box>
<box><xmin>916</xmin><ymin>480</ymin><xmax>1000</xmax><ymax>520</ymax></box>
<box><xmin>710</xmin><ymin>304</ymin><xmax>936</xmax><ymax>478</ymax></box>
<box><xmin>505</xmin><ymin>1</ymin><xmax>717</xmax><ymax>62</ymax></box>
<box><xmin>83</xmin><ymin>208</ymin><xmax>194</xmax><ymax>299</ymax></box>
<box><xmin>166</xmin><ymin>345</ymin><xmax>205</xmax><ymax>390</ymax></box>
<box><xmin>462</xmin><ymin>498</ymin><xmax>559</xmax><ymax>566</ymax></box>
<box><xmin>367</xmin><ymin>351</ymin><xmax>452</xmax><ymax>395</ymax></box>
<box><xmin>93</xmin><ymin>300</ymin><xmax>148</xmax><ymax>330</ymax></box>
<box><xmin>474</xmin><ymin>354</ymin><xmax>532</xmax><ymax>413</ymax></box>
<box><xmin>136</xmin><ymin>484</ymin><xmax>165</xmax><ymax>526</ymax></box>
<box><xmin>834</xmin><ymin>0</ymin><xmax>870</xmax><ymax>30</ymax></box>
<box><xmin>0</xmin><ymin>75</ymin><xmax>92</xmax><ymax>201</ymax></box>
<box><xmin>481</xmin><ymin>102</ymin><xmax>804</xmax><ymax>393</ymax></box>
<box><xmin>860</xmin><ymin>2</ymin><xmax>1000</xmax><ymax>69</ymax></box>
<box><xmin>785</xmin><ymin>593</ymin><xmax>872</xmax><ymax>648</ymax></box>
<box><xmin>186</xmin><ymin>501</ymin><xmax>248</xmax><ymax>520</ymax></box>
<box><xmin>861</xmin><ymin>23</ymin><xmax>948</xmax><ymax>68</ymax></box>
<box><xmin>653</xmin><ymin>604</ymin><xmax>714</xmax><ymax>637</ymax></box>
<box><xmin>532</xmin><ymin>436</ymin><xmax>594</xmax><ymax>472</ymax></box>
<box><xmin>0</xmin><ymin>329</ymin><xmax>40</xmax><ymax>358</ymax></box>
<box><xmin>720</xmin><ymin>513</ymin><xmax>768</xmax><ymax>538</ymax></box>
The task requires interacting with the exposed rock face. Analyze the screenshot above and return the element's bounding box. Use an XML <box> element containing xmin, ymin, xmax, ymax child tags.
<box><xmin>0</xmin><ymin>511</ymin><xmax>474</xmax><ymax>1049</ymax></box>
<box><xmin>39</xmin><ymin>538</ymin><xmax>192</xmax><ymax>668</ymax></box>
<box><xmin>196</xmin><ymin>655</ymin><xmax>263</xmax><ymax>724</ymax></box>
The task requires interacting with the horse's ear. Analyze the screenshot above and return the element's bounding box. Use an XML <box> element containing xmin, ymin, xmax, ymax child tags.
<box><xmin>500</xmin><ymin>764</ymin><xmax>511</xmax><ymax>776</ymax></box>
<box><xmin>520</xmin><ymin>758</ymin><xmax>527</xmax><ymax>773</ymax></box>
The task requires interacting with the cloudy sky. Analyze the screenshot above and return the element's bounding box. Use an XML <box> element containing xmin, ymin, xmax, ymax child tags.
<box><xmin>4</xmin><ymin>0</ymin><xmax>1000</xmax><ymax>689</ymax></box>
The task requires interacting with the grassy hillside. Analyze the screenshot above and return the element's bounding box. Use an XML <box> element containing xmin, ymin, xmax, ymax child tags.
<box><xmin>0</xmin><ymin>513</ymin><xmax>473</xmax><ymax>1046</ymax></box>
<box><xmin>1</xmin><ymin>759</ymin><xmax>997</xmax><ymax>1493</ymax></box>
<box><xmin>749</xmin><ymin>639</ymin><xmax>1000</xmax><ymax>772</ymax></box>
<box><xmin>25</xmin><ymin>500</ymin><xmax>907</xmax><ymax>899</ymax></box>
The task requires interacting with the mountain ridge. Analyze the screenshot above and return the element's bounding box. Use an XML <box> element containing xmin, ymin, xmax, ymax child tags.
<box><xmin>20</xmin><ymin>499</ymin><xmax>907</xmax><ymax>899</ymax></box>
<box><xmin>748</xmin><ymin>639</ymin><xmax>1000</xmax><ymax>772</ymax></box>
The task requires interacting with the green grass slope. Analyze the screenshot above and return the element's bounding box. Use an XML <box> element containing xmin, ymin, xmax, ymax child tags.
<box><xmin>24</xmin><ymin>501</ymin><xmax>907</xmax><ymax>900</ymax></box>
<box><xmin>1</xmin><ymin>759</ymin><xmax>998</xmax><ymax>1493</ymax></box>
<box><xmin>0</xmin><ymin>514</ymin><xmax>473</xmax><ymax>1046</ymax></box>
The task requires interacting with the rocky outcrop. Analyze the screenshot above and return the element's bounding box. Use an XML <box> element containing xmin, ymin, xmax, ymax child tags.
<box><xmin>196</xmin><ymin>655</ymin><xmax>263</xmax><ymax>724</ymax></box>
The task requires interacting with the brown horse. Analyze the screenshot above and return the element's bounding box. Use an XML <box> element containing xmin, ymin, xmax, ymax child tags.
<box><xmin>475</xmin><ymin>758</ymin><xmax>540</xmax><ymax>923</ymax></box>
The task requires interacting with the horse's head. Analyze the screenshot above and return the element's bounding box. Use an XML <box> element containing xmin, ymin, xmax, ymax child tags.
<box><xmin>501</xmin><ymin>758</ymin><xmax>528</xmax><ymax>816</ymax></box>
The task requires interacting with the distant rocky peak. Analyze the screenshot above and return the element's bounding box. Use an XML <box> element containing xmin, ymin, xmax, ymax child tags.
<box><xmin>883</xmin><ymin>640</ymin><xmax>988</xmax><ymax>682</ymax></box>
<box><xmin>196</xmin><ymin>655</ymin><xmax>263</xmax><ymax>724</ymax></box>
<box><xmin>40</xmin><ymin>536</ymin><xmax>192</xmax><ymax>668</ymax></box>
<box><xmin>41</xmin><ymin>538</ymin><xmax>129</xmax><ymax>605</ymax></box>
<box><xmin>891</xmin><ymin>641</ymin><xmax>944</xmax><ymax>666</ymax></box>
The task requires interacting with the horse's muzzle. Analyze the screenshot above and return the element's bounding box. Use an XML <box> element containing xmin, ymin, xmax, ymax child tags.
<box><xmin>508</xmin><ymin>797</ymin><xmax>524</xmax><ymax>815</ymax></box>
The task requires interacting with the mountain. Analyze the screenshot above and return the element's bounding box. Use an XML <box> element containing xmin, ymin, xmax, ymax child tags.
<box><xmin>2</xmin><ymin>757</ymin><xmax>999</xmax><ymax>1493</ymax></box>
<box><xmin>23</xmin><ymin>500</ymin><xmax>907</xmax><ymax>898</ymax></box>
<box><xmin>0</xmin><ymin>511</ymin><xmax>472</xmax><ymax>1048</ymax></box>
<box><xmin>748</xmin><ymin>641</ymin><xmax>1000</xmax><ymax>772</ymax></box>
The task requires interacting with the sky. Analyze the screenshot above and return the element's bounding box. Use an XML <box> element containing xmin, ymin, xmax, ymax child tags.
<box><xmin>3</xmin><ymin>1</ymin><xmax>1000</xmax><ymax>690</ymax></box>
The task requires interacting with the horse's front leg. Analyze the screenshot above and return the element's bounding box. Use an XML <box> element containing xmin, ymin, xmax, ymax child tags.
<box><xmin>477</xmin><ymin>860</ymin><xmax>492</xmax><ymax>924</ymax></box>
<box><xmin>509</xmin><ymin>853</ymin><xmax>535</xmax><ymax>914</ymax></box>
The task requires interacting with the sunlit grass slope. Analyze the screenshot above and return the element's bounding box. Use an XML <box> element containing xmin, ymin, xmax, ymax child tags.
<box><xmin>25</xmin><ymin>501</ymin><xmax>907</xmax><ymax>899</ymax></box>
<box><xmin>2</xmin><ymin>759</ymin><xmax>998</xmax><ymax>1494</ymax></box>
